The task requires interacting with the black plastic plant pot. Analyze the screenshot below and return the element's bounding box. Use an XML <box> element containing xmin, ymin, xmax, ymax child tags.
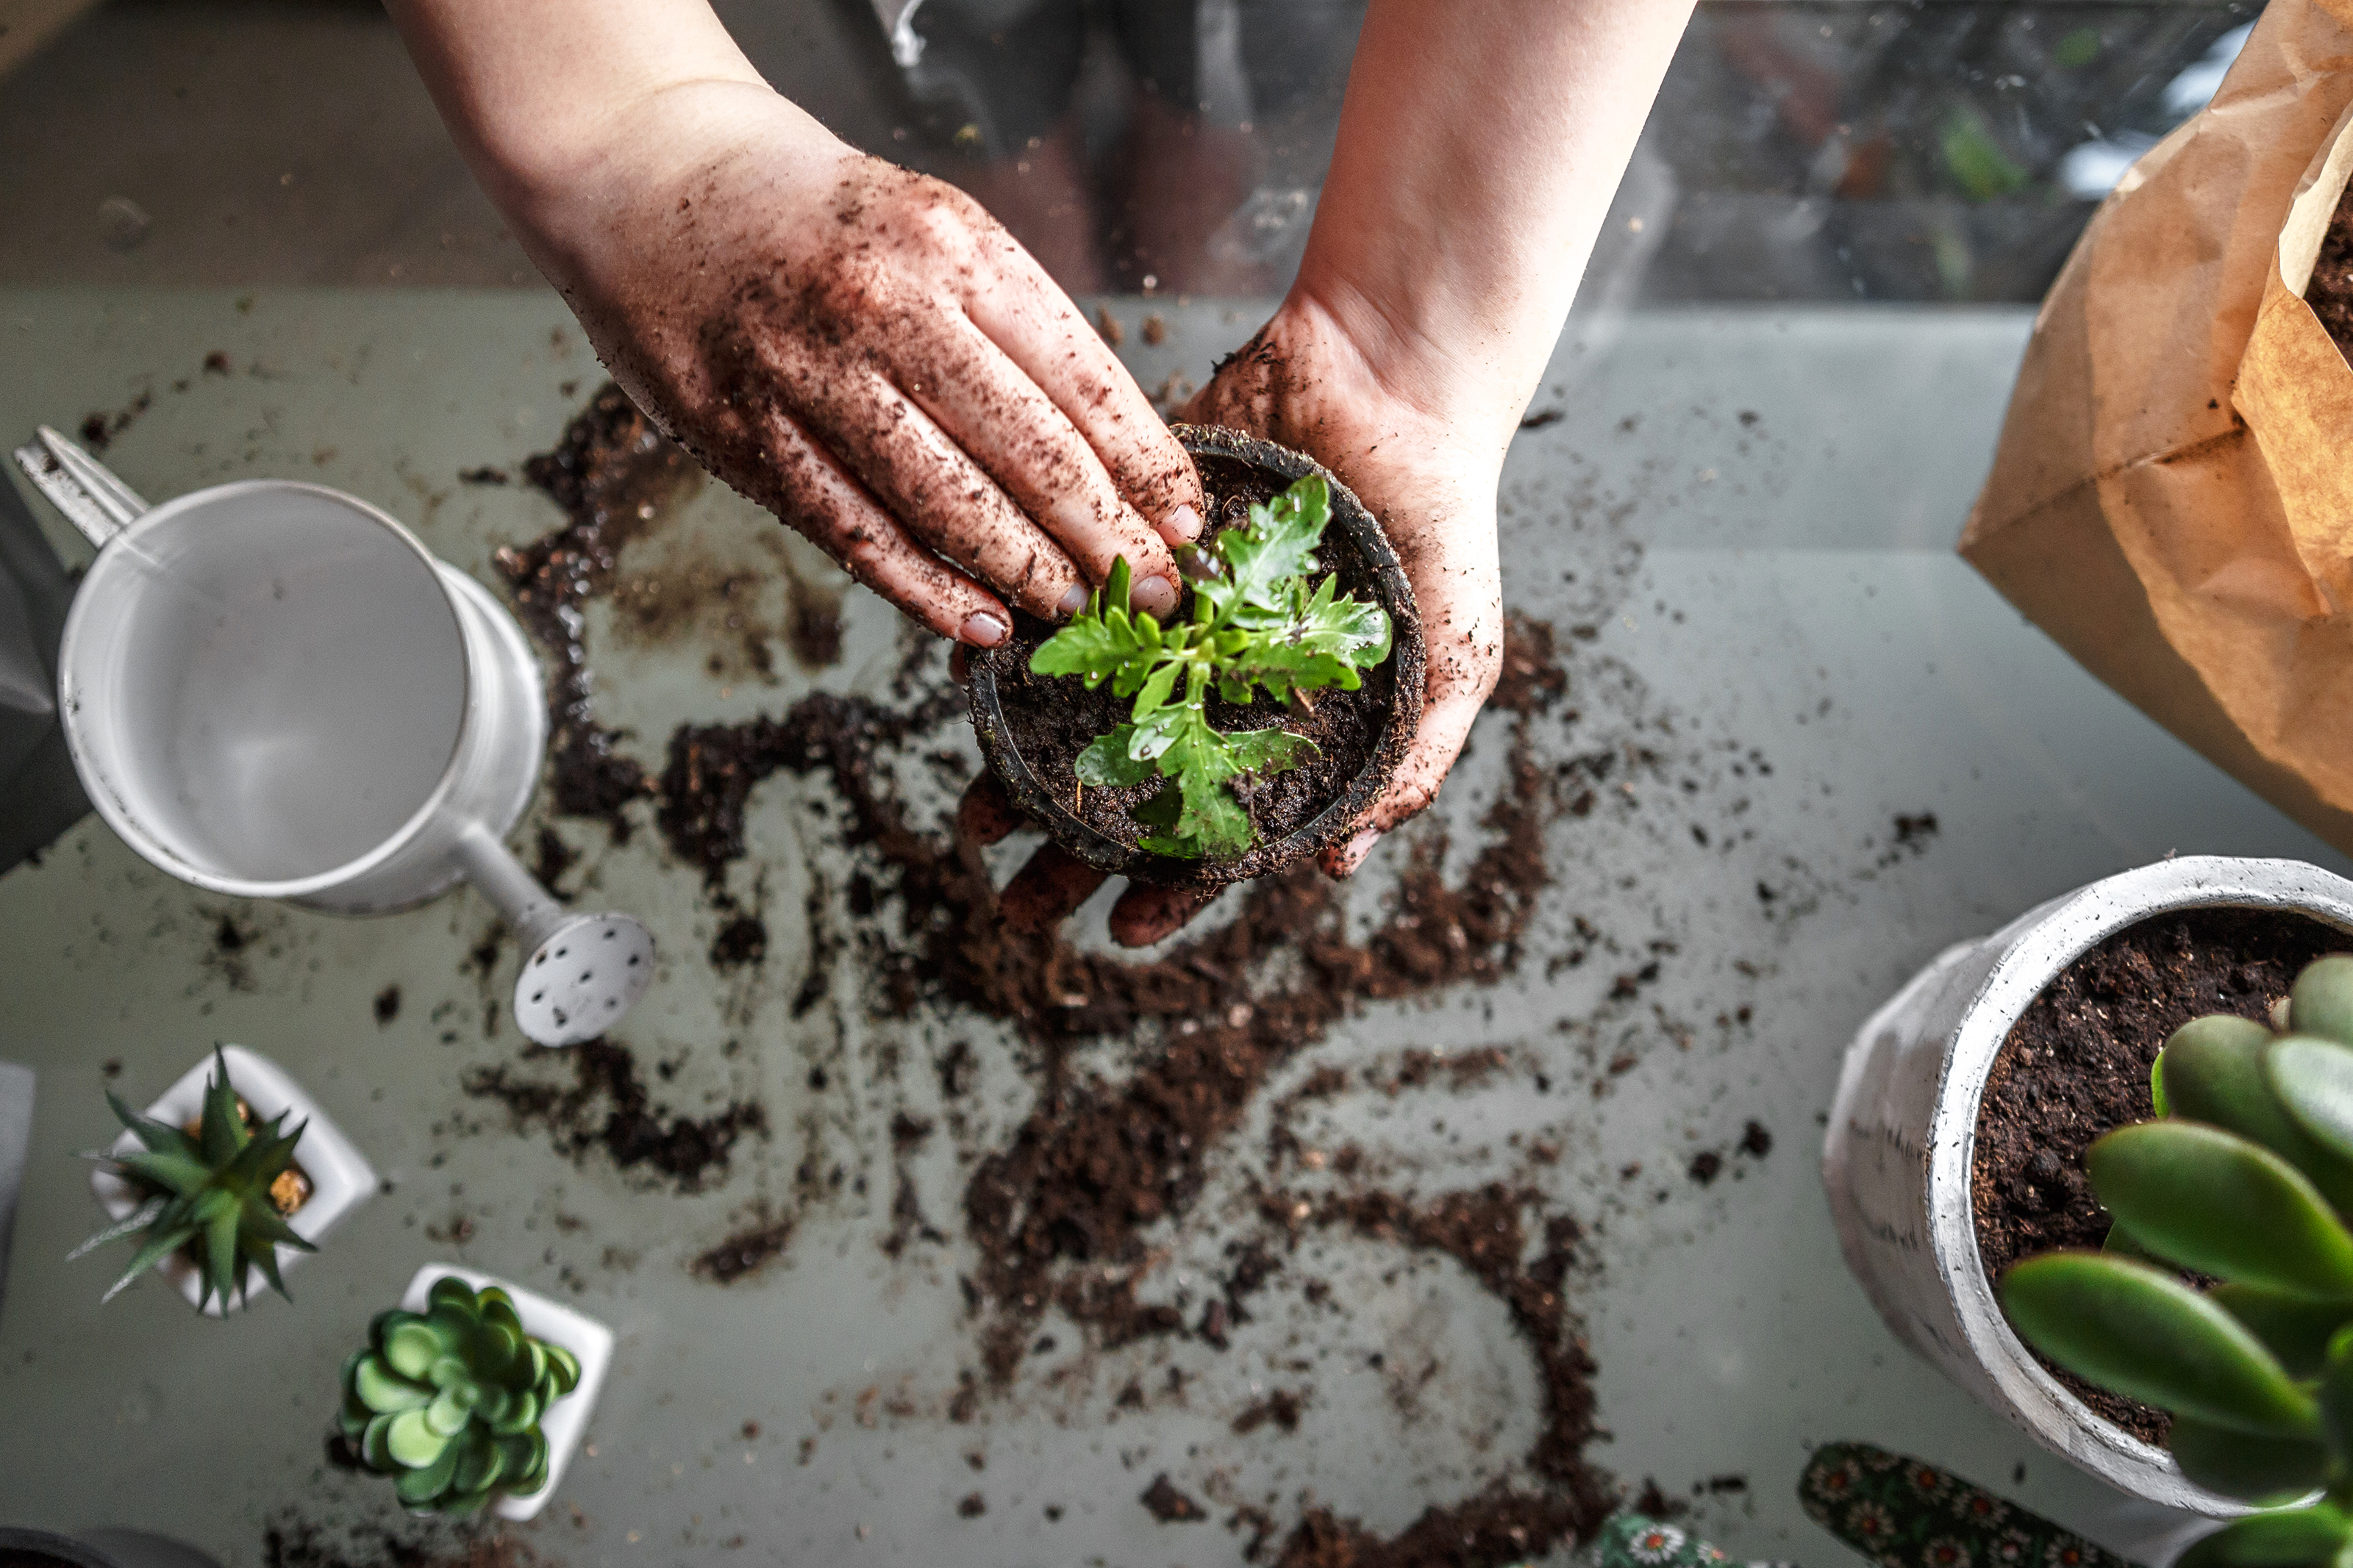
<box><xmin>967</xmin><ymin>423</ymin><xmax>1425</xmax><ymax>892</ymax></box>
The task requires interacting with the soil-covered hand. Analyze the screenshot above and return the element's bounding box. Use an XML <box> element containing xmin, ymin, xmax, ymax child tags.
<box><xmin>951</xmin><ymin>292</ymin><xmax>1502</xmax><ymax>948</ymax></box>
<box><xmin>1176</xmin><ymin>296</ymin><xmax>1503</xmax><ymax>878</ymax></box>
<box><xmin>519</xmin><ymin>85</ymin><xmax>1202</xmax><ymax>646</ymax></box>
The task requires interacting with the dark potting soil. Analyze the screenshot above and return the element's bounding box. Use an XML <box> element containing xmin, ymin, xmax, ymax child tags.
<box><xmin>499</xmin><ymin>382</ymin><xmax>702</xmax><ymax>841</ymax></box>
<box><xmin>2308</xmin><ymin>179</ymin><xmax>2353</xmax><ymax>362</ymax></box>
<box><xmin>985</xmin><ymin>451</ymin><xmax>1395</xmax><ymax>856</ymax></box>
<box><xmin>462</xmin><ymin>1039</ymin><xmax>765</xmax><ymax>1191</ymax></box>
<box><xmin>1974</xmin><ymin>906</ymin><xmax>2343</xmax><ymax>1443</ymax></box>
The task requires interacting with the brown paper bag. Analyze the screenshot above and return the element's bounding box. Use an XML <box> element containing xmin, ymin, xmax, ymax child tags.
<box><xmin>1961</xmin><ymin>0</ymin><xmax>2353</xmax><ymax>850</ymax></box>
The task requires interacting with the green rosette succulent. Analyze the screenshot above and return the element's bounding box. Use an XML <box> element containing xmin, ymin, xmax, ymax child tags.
<box><xmin>71</xmin><ymin>1045</ymin><xmax>313</xmax><ymax>1309</ymax></box>
<box><xmin>1999</xmin><ymin>954</ymin><xmax>2353</xmax><ymax>1565</ymax></box>
<box><xmin>339</xmin><ymin>1276</ymin><xmax>580</xmax><ymax>1513</ymax></box>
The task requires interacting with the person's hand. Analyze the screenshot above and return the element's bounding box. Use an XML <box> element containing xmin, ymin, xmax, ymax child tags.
<box><xmin>513</xmin><ymin>83</ymin><xmax>1204</xmax><ymax>645</ymax></box>
<box><xmin>954</xmin><ymin>288</ymin><xmax>1504</xmax><ymax>946</ymax></box>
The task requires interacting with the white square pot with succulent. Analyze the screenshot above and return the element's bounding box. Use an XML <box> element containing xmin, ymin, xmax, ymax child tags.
<box><xmin>334</xmin><ymin>1264</ymin><xmax>612</xmax><ymax>1522</ymax></box>
<box><xmin>82</xmin><ymin>1044</ymin><xmax>376</xmax><ymax>1316</ymax></box>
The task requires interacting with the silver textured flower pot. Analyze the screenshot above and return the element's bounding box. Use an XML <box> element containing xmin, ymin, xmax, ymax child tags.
<box><xmin>1823</xmin><ymin>856</ymin><xmax>2353</xmax><ymax>1516</ymax></box>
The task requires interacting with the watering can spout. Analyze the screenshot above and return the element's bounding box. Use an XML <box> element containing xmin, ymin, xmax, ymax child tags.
<box><xmin>452</xmin><ymin>823</ymin><xmax>655</xmax><ymax>1049</ymax></box>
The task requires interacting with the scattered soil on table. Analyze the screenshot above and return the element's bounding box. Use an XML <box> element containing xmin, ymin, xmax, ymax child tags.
<box><xmin>1232</xmin><ymin>1388</ymin><xmax>1306</xmax><ymax>1435</ymax></box>
<box><xmin>709</xmin><ymin>912</ymin><xmax>768</xmax><ymax>970</ymax></box>
<box><xmin>1141</xmin><ymin>1473</ymin><xmax>1209</xmax><ymax>1522</ymax></box>
<box><xmin>980</xmin><ymin>450</ymin><xmax>1398</xmax><ymax>860</ymax></box>
<box><xmin>499</xmin><ymin>382</ymin><xmax>702</xmax><ymax>840</ymax></box>
<box><xmin>693</xmin><ymin>1205</ymin><xmax>796</xmax><ymax>1284</ymax></box>
<box><xmin>530</xmin><ymin>826</ymin><xmax>579</xmax><ymax>896</ymax></box>
<box><xmin>462</xmin><ymin>1039</ymin><xmax>765</xmax><ymax>1192</ymax></box>
<box><xmin>2307</xmin><ymin>182</ymin><xmax>2353</xmax><ymax>365</ymax></box>
<box><xmin>638</xmin><ymin>598</ymin><xmax>1603</xmax><ymax>1564</ymax></box>
<box><xmin>262</xmin><ymin>1513</ymin><xmax>547</xmax><ymax>1568</ymax></box>
<box><xmin>1974</xmin><ymin>906</ymin><xmax>2343</xmax><ymax>1442</ymax></box>
<box><xmin>374</xmin><ymin>984</ymin><xmax>401</xmax><ymax>1025</ymax></box>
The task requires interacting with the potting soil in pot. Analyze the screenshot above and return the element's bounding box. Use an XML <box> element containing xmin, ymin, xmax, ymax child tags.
<box><xmin>985</xmin><ymin>450</ymin><xmax>1396</xmax><ymax>855</ymax></box>
<box><xmin>1971</xmin><ymin>906</ymin><xmax>2343</xmax><ymax>1441</ymax></box>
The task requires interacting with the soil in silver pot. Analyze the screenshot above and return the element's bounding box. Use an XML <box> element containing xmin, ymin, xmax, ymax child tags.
<box><xmin>1971</xmin><ymin>906</ymin><xmax>2345</xmax><ymax>1442</ymax></box>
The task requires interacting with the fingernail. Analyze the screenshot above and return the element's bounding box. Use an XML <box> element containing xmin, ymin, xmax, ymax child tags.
<box><xmin>1131</xmin><ymin>574</ymin><xmax>1176</xmax><ymax>617</ymax></box>
<box><xmin>1057</xmin><ymin>583</ymin><xmax>1090</xmax><ymax>617</ymax></box>
<box><xmin>960</xmin><ymin>612</ymin><xmax>1009</xmax><ymax>648</ymax></box>
<box><xmin>1166</xmin><ymin>503</ymin><xmax>1202</xmax><ymax>543</ymax></box>
<box><xmin>1335</xmin><ymin>828</ymin><xmax>1381</xmax><ymax>874</ymax></box>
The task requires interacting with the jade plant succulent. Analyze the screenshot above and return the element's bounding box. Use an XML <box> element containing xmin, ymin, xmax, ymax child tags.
<box><xmin>339</xmin><ymin>1275</ymin><xmax>579</xmax><ymax>1512</ymax></box>
<box><xmin>1031</xmin><ymin>473</ymin><xmax>1392</xmax><ymax>860</ymax></box>
<box><xmin>2002</xmin><ymin>953</ymin><xmax>2353</xmax><ymax>1562</ymax></box>
<box><xmin>70</xmin><ymin>1046</ymin><xmax>313</xmax><ymax>1309</ymax></box>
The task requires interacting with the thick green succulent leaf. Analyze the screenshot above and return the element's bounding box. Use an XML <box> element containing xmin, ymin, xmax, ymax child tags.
<box><xmin>66</xmin><ymin>1197</ymin><xmax>165</xmax><ymax>1261</ymax></box>
<box><xmin>354</xmin><ymin>1354</ymin><xmax>432</xmax><ymax>1414</ymax></box>
<box><xmin>451</xmin><ymin>1429</ymin><xmax>502</xmax><ymax>1495</ymax></box>
<box><xmin>202</xmin><ymin>1206</ymin><xmax>245</xmax><ymax>1307</ymax></box>
<box><xmin>2102</xmin><ymin>1222</ymin><xmax>2167</xmax><ymax>1264</ymax></box>
<box><xmin>2160</xmin><ymin>1019</ymin><xmax>2353</xmax><ymax>1215</ymax></box>
<box><xmin>386</xmin><ymin>1407</ymin><xmax>451</xmax><ymax>1469</ymax></box>
<box><xmin>428</xmin><ymin>1275</ymin><xmax>480</xmax><ymax>1315</ymax></box>
<box><xmin>2175</xmin><ymin>1507</ymin><xmax>2353</xmax><ymax>1568</ymax></box>
<box><xmin>2168</xmin><ymin>1415</ymin><xmax>2329</xmax><ymax>1506</ymax></box>
<box><xmin>437</xmin><ymin>1488</ymin><xmax>494</xmax><ymax>1517</ymax></box>
<box><xmin>474</xmin><ymin>1322</ymin><xmax>521</xmax><ymax>1380</ymax></box>
<box><xmin>101</xmin><ymin>1222</ymin><xmax>199</xmax><ymax>1303</ymax></box>
<box><xmin>522</xmin><ymin>1337</ymin><xmax>547</xmax><ymax>1389</ymax></box>
<box><xmin>2272</xmin><ymin>1038</ymin><xmax>2353</xmax><ymax>1167</ymax></box>
<box><xmin>496</xmin><ymin>1431</ymin><xmax>543</xmax><ymax>1481</ymax></box>
<box><xmin>2214</xmin><ymin>1286</ymin><xmax>2353</xmax><ymax>1380</ymax></box>
<box><xmin>384</xmin><ymin>1320</ymin><xmax>443</xmax><ymax>1381</ymax></box>
<box><xmin>424</xmin><ymin>1387</ymin><xmax>473</xmax><ymax>1438</ymax></box>
<box><xmin>489</xmin><ymin>1389</ymin><xmax>539</xmax><ymax>1436</ymax></box>
<box><xmin>428</xmin><ymin>1355</ymin><xmax>471</xmax><ymax>1391</ymax></box>
<box><xmin>360</xmin><ymin>1413</ymin><xmax>398</xmax><ymax>1472</ymax></box>
<box><xmin>2001</xmin><ymin>1252</ymin><xmax>2320</xmax><ymax>1436</ymax></box>
<box><xmin>107</xmin><ymin>1089</ymin><xmax>196</xmax><ymax>1158</ymax></box>
<box><xmin>1074</xmin><ymin>726</ymin><xmax>1157</xmax><ymax>789</ymax></box>
<box><xmin>196</xmin><ymin>1048</ymin><xmax>248</xmax><ymax>1167</ymax></box>
<box><xmin>393</xmin><ymin>1441</ymin><xmax>461</xmax><ymax>1506</ymax></box>
<box><xmin>544</xmin><ymin>1343</ymin><xmax>582</xmax><ymax>1397</ymax></box>
<box><xmin>113</xmin><ymin>1148</ymin><xmax>218</xmax><ymax>1198</ymax></box>
<box><xmin>2293</xmin><ymin>957</ymin><xmax>2353</xmax><ymax>1047</ymax></box>
<box><xmin>2088</xmin><ymin>1123</ymin><xmax>2353</xmax><ymax>1297</ymax></box>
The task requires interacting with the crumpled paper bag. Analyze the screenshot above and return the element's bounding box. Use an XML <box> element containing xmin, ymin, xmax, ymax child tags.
<box><xmin>1961</xmin><ymin>0</ymin><xmax>2353</xmax><ymax>849</ymax></box>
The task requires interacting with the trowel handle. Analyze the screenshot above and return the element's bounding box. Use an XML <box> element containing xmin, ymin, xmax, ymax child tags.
<box><xmin>10</xmin><ymin>426</ymin><xmax>150</xmax><ymax>551</ymax></box>
<box><xmin>451</xmin><ymin>823</ymin><xmax>567</xmax><ymax>951</ymax></box>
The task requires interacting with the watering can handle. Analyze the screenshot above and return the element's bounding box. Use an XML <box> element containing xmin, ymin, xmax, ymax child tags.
<box><xmin>9</xmin><ymin>426</ymin><xmax>151</xmax><ymax>550</ymax></box>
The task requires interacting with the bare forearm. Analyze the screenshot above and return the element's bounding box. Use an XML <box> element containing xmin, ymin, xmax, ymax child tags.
<box><xmin>1296</xmin><ymin>0</ymin><xmax>1692</xmax><ymax>452</ymax></box>
<box><xmin>382</xmin><ymin>0</ymin><xmax>794</xmax><ymax>240</ymax></box>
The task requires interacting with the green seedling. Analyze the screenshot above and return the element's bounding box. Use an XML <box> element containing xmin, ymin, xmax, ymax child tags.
<box><xmin>339</xmin><ymin>1275</ymin><xmax>579</xmax><ymax>1513</ymax></box>
<box><xmin>70</xmin><ymin>1045</ymin><xmax>314</xmax><ymax>1310</ymax></box>
<box><xmin>2001</xmin><ymin>955</ymin><xmax>2353</xmax><ymax>1559</ymax></box>
<box><xmin>1029</xmin><ymin>473</ymin><xmax>1392</xmax><ymax>860</ymax></box>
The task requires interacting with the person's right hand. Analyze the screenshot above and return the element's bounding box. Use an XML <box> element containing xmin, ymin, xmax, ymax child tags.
<box><xmin>511</xmin><ymin>82</ymin><xmax>1202</xmax><ymax>646</ymax></box>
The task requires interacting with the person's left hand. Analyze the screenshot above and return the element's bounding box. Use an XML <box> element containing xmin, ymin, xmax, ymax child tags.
<box><xmin>953</xmin><ymin>290</ymin><xmax>1507</xmax><ymax>945</ymax></box>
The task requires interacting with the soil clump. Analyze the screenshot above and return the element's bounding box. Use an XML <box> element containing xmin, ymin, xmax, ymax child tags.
<box><xmin>499</xmin><ymin>383</ymin><xmax>701</xmax><ymax>840</ymax></box>
<box><xmin>2308</xmin><ymin>182</ymin><xmax>2353</xmax><ymax>363</ymax></box>
<box><xmin>463</xmin><ymin>1039</ymin><xmax>765</xmax><ymax>1191</ymax></box>
<box><xmin>1974</xmin><ymin>906</ymin><xmax>2342</xmax><ymax>1442</ymax></box>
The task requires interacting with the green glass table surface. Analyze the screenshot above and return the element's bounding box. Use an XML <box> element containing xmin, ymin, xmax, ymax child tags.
<box><xmin>0</xmin><ymin>290</ymin><xmax>2335</xmax><ymax>1567</ymax></box>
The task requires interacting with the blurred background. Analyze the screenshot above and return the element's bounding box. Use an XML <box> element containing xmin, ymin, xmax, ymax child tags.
<box><xmin>0</xmin><ymin>0</ymin><xmax>2264</xmax><ymax>304</ymax></box>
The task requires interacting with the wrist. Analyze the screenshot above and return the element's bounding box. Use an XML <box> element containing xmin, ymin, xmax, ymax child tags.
<box><xmin>1272</xmin><ymin>279</ymin><xmax>1522</xmax><ymax>479</ymax></box>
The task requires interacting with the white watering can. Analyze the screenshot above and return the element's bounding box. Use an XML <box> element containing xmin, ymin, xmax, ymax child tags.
<box><xmin>11</xmin><ymin>427</ymin><xmax>653</xmax><ymax>1048</ymax></box>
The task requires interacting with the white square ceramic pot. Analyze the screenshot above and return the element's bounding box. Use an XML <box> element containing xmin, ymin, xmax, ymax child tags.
<box><xmin>398</xmin><ymin>1264</ymin><xmax>613</xmax><ymax>1522</ymax></box>
<box><xmin>88</xmin><ymin>1045</ymin><xmax>376</xmax><ymax>1317</ymax></box>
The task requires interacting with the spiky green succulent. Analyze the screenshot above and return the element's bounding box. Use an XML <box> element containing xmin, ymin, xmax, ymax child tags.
<box><xmin>71</xmin><ymin>1046</ymin><xmax>313</xmax><ymax>1309</ymax></box>
<box><xmin>2001</xmin><ymin>954</ymin><xmax>2353</xmax><ymax>1565</ymax></box>
<box><xmin>339</xmin><ymin>1276</ymin><xmax>579</xmax><ymax>1513</ymax></box>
